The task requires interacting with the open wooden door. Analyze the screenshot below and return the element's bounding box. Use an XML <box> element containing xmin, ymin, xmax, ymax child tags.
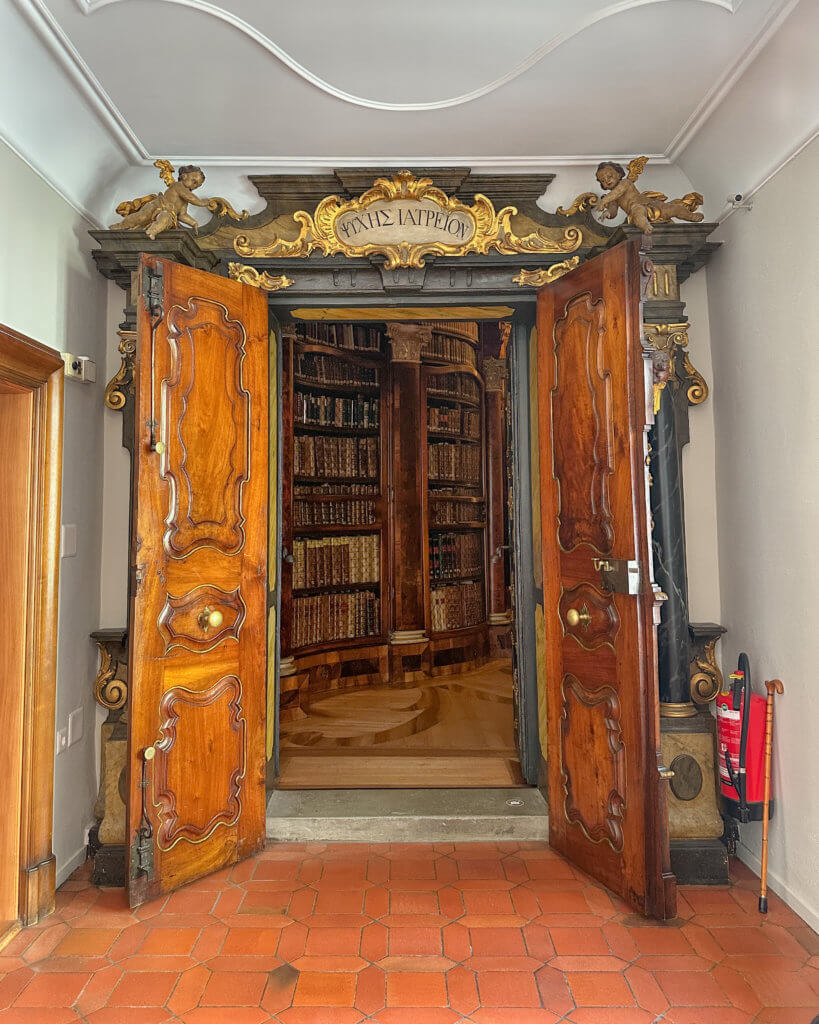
<box><xmin>127</xmin><ymin>256</ymin><xmax>268</xmax><ymax>907</ymax></box>
<box><xmin>536</xmin><ymin>239</ymin><xmax>675</xmax><ymax>919</ymax></box>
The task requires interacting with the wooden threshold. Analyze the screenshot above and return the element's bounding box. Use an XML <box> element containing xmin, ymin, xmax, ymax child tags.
<box><xmin>276</xmin><ymin>754</ymin><xmax>525</xmax><ymax>790</ymax></box>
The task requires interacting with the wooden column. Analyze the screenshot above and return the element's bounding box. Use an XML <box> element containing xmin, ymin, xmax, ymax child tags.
<box><xmin>387</xmin><ymin>324</ymin><xmax>431</xmax><ymax>673</ymax></box>
<box><xmin>483</xmin><ymin>357</ymin><xmax>511</xmax><ymax>632</ymax></box>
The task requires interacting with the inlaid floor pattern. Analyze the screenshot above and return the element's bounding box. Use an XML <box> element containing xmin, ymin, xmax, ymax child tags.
<box><xmin>2</xmin><ymin>844</ymin><xmax>818</xmax><ymax>1023</ymax></box>
<box><xmin>279</xmin><ymin>659</ymin><xmax>523</xmax><ymax>789</ymax></box>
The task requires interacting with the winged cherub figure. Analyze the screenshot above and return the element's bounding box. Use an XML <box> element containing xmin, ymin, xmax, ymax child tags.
<box><xmin>110</xmin><ymin>160</ymin><xmax>248</xmax><ymax>240</ymax></box>
<box><xmin>594</xmin><ymin>156</ymin><xmax>704</xmax><ymax>233</ymax></box>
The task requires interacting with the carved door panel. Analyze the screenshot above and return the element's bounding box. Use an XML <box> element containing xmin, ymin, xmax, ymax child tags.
<box><xmin>127</xmin><ymin>256</ymin><xmax>268</xmax><ymax>907</ymax></box>
<box><xmin>536</xmin><ymin>240</ymin><xmax>675</xmax><ymax>919</ymax></box>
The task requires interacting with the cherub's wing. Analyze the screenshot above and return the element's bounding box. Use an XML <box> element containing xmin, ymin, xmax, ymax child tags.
<box><xmin>627</xmin><ymin>155</ymin><xmax>650</xmax><ymax>181</ymax></box>
<box><xmin>154</xmin><ymin>159</ymin><xmax>176</xmax><ymax>186</ymax></box>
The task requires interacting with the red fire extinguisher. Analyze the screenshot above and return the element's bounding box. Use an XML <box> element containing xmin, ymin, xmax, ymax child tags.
<box><xmin>716</xmin><ymin>652</ymin><xmax>772</xmax><ymax>822</ymax></box>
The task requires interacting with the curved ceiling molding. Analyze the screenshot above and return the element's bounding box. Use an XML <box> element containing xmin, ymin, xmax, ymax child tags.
<box><xmin>74</xmin><ymin>0</ymin><xmax>743</xmax><ymax>112</ymax></box>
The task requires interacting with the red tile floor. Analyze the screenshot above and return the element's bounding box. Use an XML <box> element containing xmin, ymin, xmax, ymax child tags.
<box><xmin>1</xmin><ymin>842</ymin><xmax>817</xmax><ymax>1024</ymax></box>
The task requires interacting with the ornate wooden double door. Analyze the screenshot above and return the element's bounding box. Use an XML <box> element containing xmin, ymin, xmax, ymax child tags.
<box><xmin>126</xmin><ymin>241</ymin><xmax>673</xmax><ymax>919</ymax></box>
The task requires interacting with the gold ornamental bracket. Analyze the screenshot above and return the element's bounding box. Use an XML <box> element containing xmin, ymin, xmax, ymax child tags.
<box><xmin>643</xmin><ymin>322</ymin><xmax>708</xmax><ymax>410</ymax></box>
<box><xmin>234</xmin><ymin>171</ymin><xmax>583</xmax><ymax>271</ymax></box>
<box><xmin>228</xmin><ymin>262</ymin><xmax>293</xmax><ymax>292</ymax></box>
<box><xmin>512</xmin><ymin>257</ymin><xmax>581</xmax><ymax>288</ymax></box>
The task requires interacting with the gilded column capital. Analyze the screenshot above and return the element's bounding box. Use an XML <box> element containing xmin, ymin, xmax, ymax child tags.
<box><xmin>643</xmin><ymin>322</ymin><xmax>708</xmax><ymax>408</ymax></box>
<box><xmin>386</xmin><ymin>322</ymin><xmax>431</xmax><ymax>363</ymax></box>
<box><xmin>482</xmin><ymin>357</ymin><xmax>507</xmax><ymax>393</ymax></box>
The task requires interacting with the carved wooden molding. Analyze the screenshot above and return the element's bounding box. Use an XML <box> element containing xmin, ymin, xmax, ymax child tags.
<box><xmin>551</xmin><ymin>294</ymin><xmax>615</xmax><ymax>554</ymax></box>
<box><xmin>560</xmin><ymin>674</ymin><xmax>626</xmax><ymax>852</ymax></box>
<box><xmin>162</xmin><ymin>297</ymin><xmax>250</xmax><ymax>558</ymax></box>
<box><xmin>559</xmin><ymin>583</ymin><xmax>620</xmax><ymax>651</ymax></box>
<box><xmin>157</xmin><ymin>585</ymin><xmax>246</xmax><ymax>655</ymax></box>
<box><xmin>153</xmin><ymin>675</ymin><xmax>246</xmax><ymax>850</ymax></box>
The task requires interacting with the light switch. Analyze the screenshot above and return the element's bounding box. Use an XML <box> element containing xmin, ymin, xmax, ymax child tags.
<box><xmin>61</xmin><ymin>524</ymin><xmax>77</xmax><ymax>558</ymax></box>
<box><xmin>68</xmin><ymin>707</ymin><xmax>84</xmax><ymax>746</ymax></box>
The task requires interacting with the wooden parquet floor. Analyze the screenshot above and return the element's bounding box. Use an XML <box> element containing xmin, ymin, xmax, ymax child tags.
<box><xmin>278</xmin><ymin>658</ymin><xmax>524</xmax><ymax>789</ymax></box>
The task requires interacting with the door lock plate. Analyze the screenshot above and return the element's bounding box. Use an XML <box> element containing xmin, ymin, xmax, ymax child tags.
<box><xmin>593</xmin><ymin>558</ymin><xmax>642</xmax><ymax>595</ymax></box>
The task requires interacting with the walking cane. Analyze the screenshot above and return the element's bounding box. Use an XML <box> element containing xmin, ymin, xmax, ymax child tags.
<box><xmin>759</xmin><ymin>678</ymin><xmax>784</xmax><ymax>914</ymax></box>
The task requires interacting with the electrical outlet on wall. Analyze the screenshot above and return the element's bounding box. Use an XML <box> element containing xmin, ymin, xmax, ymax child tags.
<box><xmin>55</xmin><ymin>727</ymin><xmax>68</xmax><ymax>754</ymax></box>
<box><xmin>67</xmin><ymin>707</ymin><xmax>84</xmax><ymax>747</ymax></box>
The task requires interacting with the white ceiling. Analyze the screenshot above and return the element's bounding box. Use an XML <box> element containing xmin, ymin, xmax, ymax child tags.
<box><xmin>2</xmin><ymin>0</ymin><xmax>813</xmax><ymax>225</ymax></box>
<box><xmin>37</xmin><ymin>0</ymin><xmax>786</xmax><ymax>159</ymax></box>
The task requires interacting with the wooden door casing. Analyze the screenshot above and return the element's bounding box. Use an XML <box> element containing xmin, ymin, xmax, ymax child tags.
<box><xmin>536</xmin><ymin>241</ymin><xmax>674</xmax><ymax>920</ymax></box>
<box><xmin>128</xmin><ymin>257</ymin><xmax>268</xmax><ymax>906</ymax></box>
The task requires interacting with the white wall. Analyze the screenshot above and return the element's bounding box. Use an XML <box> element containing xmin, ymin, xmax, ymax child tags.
<box><xmin>0</xmin><ymin>140</ymin><xmax>109</xmax><ymax>885</ymax></box>
<box><xmin>704</xmin><ymin>135</ymin><xmax>819</xmax><ymax>930</ymax></box>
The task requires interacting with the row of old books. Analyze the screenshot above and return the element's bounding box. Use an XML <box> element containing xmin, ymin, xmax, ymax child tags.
<box><xmin>292</xmin><ymin>534</ymin><xmax>380</xmax><ymax>589</ymax></box>
<box><xmin>294</xmin><ymin>352</ymin><xmax>381</xmax><ymax>388</ymax></box>
<box><xmin>295</xmin><ymin>482</ymin><xmax>378</xmax><ymax>496</ymax></box>
<box><xmin>294</xmin><ymin>391</ymin><xmax>380</xmax><ymax>429</ymax></box>
<box><xmin>427</xmin><ymin>373</ymin><xmax>480</xmax><ymax>403</ymax></box>
<box><xmin>429</xmin><ymin>498</ymin><xmax>485</xmax><ymax>526</ymax></box>
<box><xmin>298</xmin><ymin>322</ymin><xmax>383</xmax><ymax>352</ymax></box>
<box><xmin>294</xmin><ymin>499</ymin><xmax>377</xmax><ymax>527</ymax></box>
<box><xmin>429</xmin><ymin>531</ymin><xmax>483</xmax><ymax>579</ymax></box>
<box><xmin>427</xmin><ymin>403</ymin><xmax>479</xmax><ymax>437</ymax></box>
<box><xmin>430</xmin><ymin>581</ymin><xmax>485</xmax><ymax>633</ymax></box>
<box><xmin>294</xmin><ymin>436</ymin><xmax>379</xmax><ymax>479</ymax></box>
<box><xmin>427</xmin><ymin>320</ymin><xmax>479</xmax><ymax>342</ymax></box>
<box><xmin>422</xmin><ymin>331</ymin><xmax>477</xmax><ymax>368</ymax></box>
<box><xmin>292</xmin><ymin>590</ymin><xmax>380</xmax><ymax>647</ymax></box>
<box><xmin>428</xmin><ymin>442</ymin><xmax>481</xmax><ymax>483</ymax></box>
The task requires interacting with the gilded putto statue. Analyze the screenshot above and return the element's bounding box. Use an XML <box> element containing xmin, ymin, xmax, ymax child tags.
<box><xmin>559</xmin><ymin>156</ymin><xmax>704</xmax><ymax>233</ymax></box>
<box><xmin>110</xmin><ymin>160</ymin><xmax>248</xmax><ymax>240</ymax></box>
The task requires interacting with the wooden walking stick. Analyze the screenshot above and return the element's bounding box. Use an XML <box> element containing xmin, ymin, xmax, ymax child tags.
<box><xmin>759</xmin><ymin>678</ymin><xmax>784</xmax><ymax>914</ymax></box>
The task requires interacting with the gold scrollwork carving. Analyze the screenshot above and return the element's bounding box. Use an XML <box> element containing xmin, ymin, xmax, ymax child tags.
<box><xmin>690</xmin><ymin>633</ymin><xmax>725</xmax><ymax>705</ymax></box>
<box><xmin>556</xmin><ymin>193</ymin><xmax>599</xmax><ymax>217</ymax></box>
<box><xmin>512</xmin><ymin>257</ymin><xmax>581</xmax><ymax>288</ymax></box>
<box><xmin>234</xmin><ymin>171</ymin><xmax>582</xmax><ymax>271</ymax></box>
<box><xmin>104</xmin><ymin>331</ymin><xmax>136</xmax><ymax>411</ymax></box>
<box><xmin>643</xmin><ymin>323</ymin><xmax>709</xmax><ymax>408</ymax></box>
<box><xmin>93</xmin><ymin>643</ymin><xmax>128</xmax><ymax>711</ymax></box>
<box><xmin>227</xmin><ymin>262</ymin><xmax>294</xmax><ymax>291</ymax></box>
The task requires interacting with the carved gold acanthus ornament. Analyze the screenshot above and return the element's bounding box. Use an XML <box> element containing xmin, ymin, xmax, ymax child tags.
<box><xmin>643</xmin><ymin>323</ymin><xmax>708</xmax><ymax>410</ymax></box>
<box><xmin>228</xmin><ymin>262</ymin><xmax>294</xmax><ymax>291</ymax></box>
<box><xmin>93</xmin><ymin>643</ymin><xmax>128</xmax><ymax>711</ymax></box>
<box><xmin>690</xmin><ymin>636</ymin><xmax>723</xmax><ymax>705</ymax></box>
<box><xmin>234</xmin><ymin>171</ymin><xmax>583</xmax><ymax>270</ymax></box>
<box><xmin>512</xmin><ymin>257</ymin><xmax>581</xmax><ymax>287</ymax></box>
<box><xmin>104</xmin><ymin>331</ymin><xmax>136</xmax><ymax>411</ymax></box>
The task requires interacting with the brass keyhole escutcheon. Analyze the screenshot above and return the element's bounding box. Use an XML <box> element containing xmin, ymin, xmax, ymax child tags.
<box><xmin>566</xmin><ymin>605</ymin><xmax>591</xmax><ymax>629</ymax></box>
<box><xmin>198</xmin><ymin>606</ymin><xmax>224</xmax><ymax>633</ymax></box>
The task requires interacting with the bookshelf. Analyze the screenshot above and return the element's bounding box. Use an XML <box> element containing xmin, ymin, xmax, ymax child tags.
<box><xmin>281</xmin><ymin>324</ymin><xmax>390</xmax><ymax>720</ymax></box>
<box><xmin>424</xmin><ymin>364</ymin><xmax>489</xmax><ymax>671</ymax></box>
<box><xmin>281</xmin><ymin>320</ymin><xmax>501</xmax><ymax>714</ymax></box>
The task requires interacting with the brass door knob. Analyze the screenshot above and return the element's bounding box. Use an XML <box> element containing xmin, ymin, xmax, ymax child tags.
<box><xmin>198</xmin><ymin>606</ymin><xmax>224</xmax><ymax>632</ymax></box>
<box><xmin>566</xmin><ymin>606</ymin><xmax>591</xmax><ymax>628</ymax></box>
